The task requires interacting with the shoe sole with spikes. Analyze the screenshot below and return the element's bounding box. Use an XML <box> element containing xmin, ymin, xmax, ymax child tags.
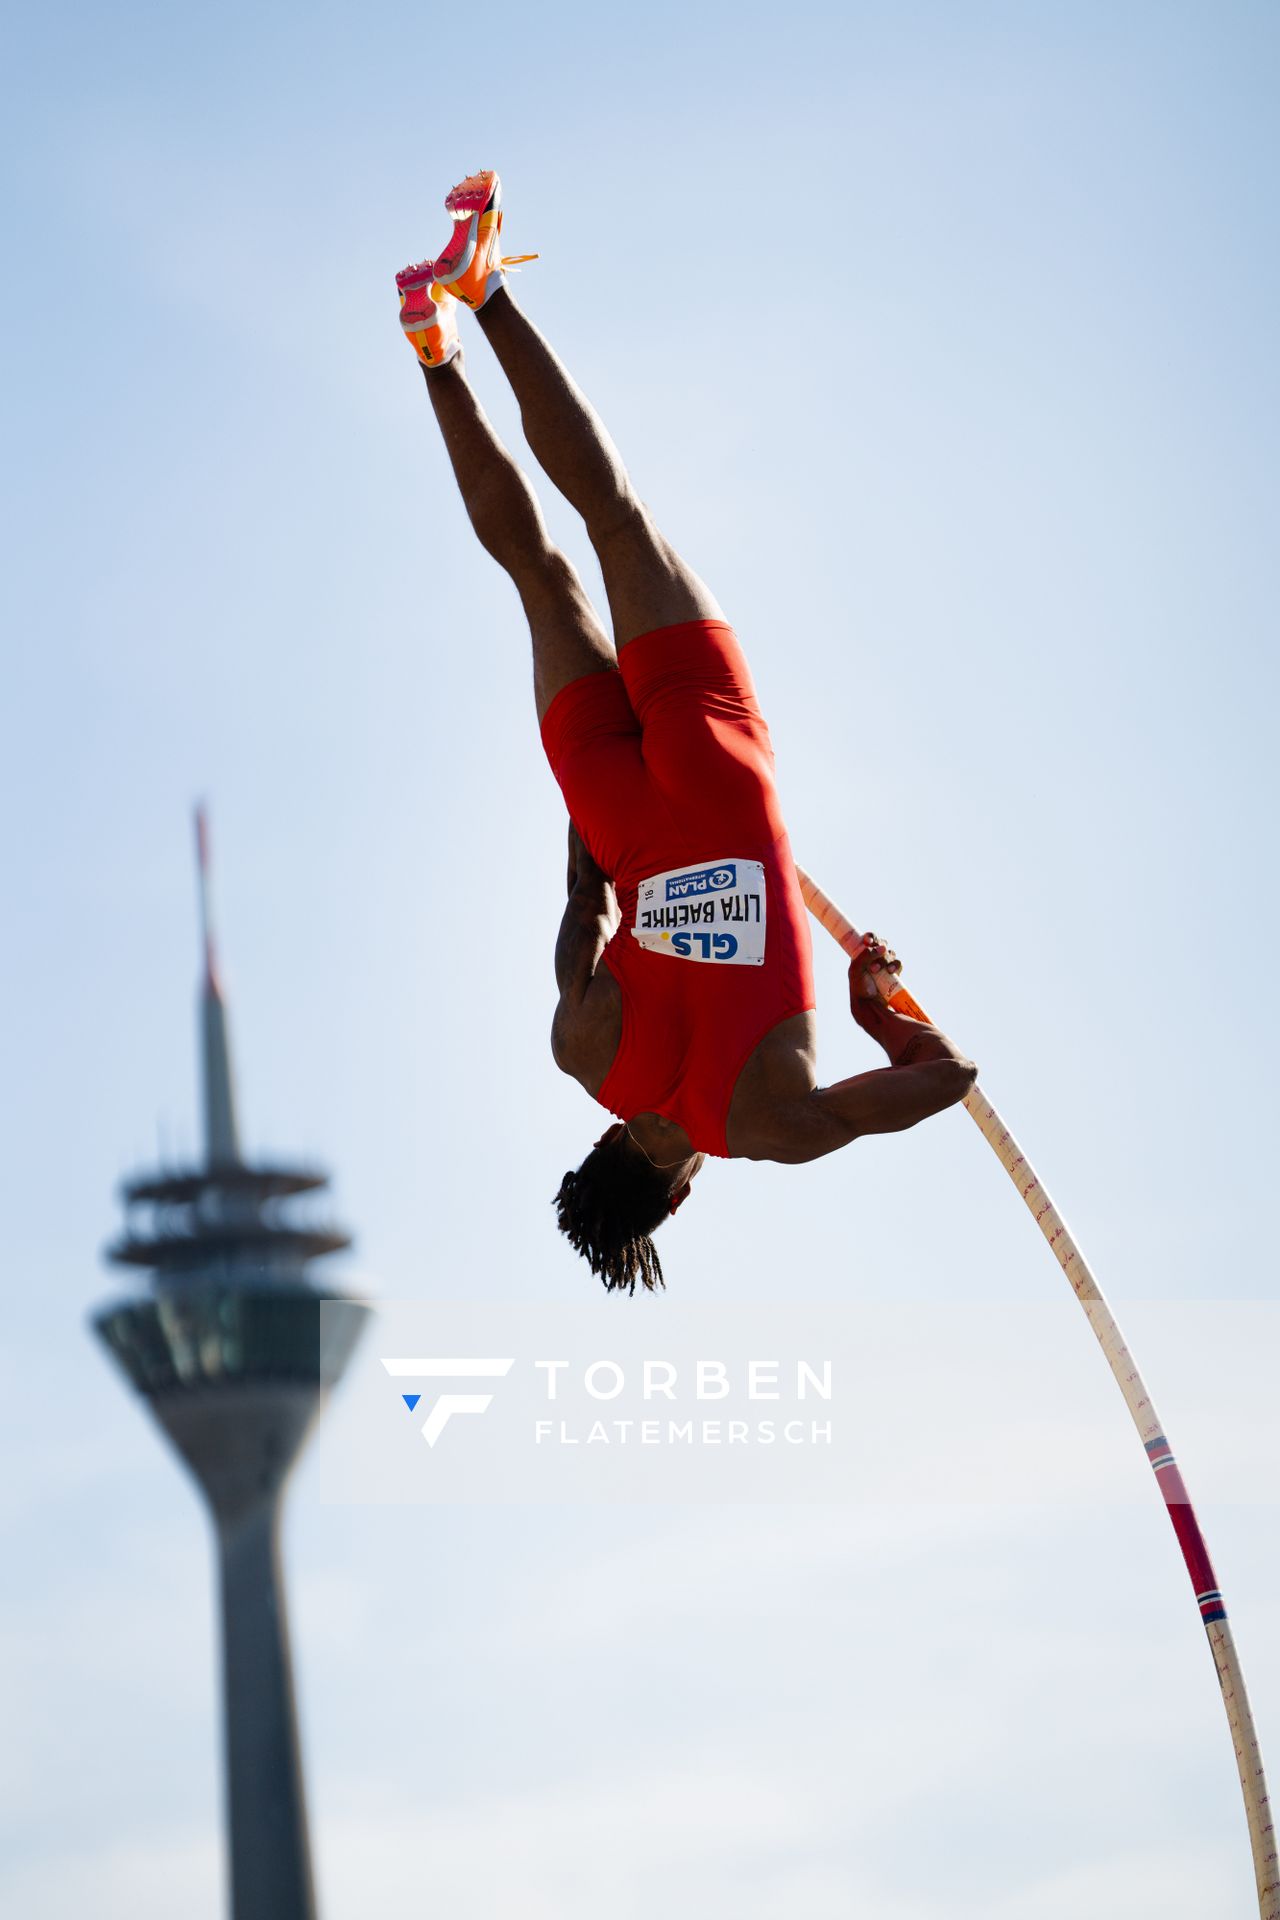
<box><xmin>433</xmin><ymin>170</ymin><xmax>509</xmax><ymax>311</ymax></box>
<box><xmin>395</xmin><ymin>266</ymin><xmax>460</xmax><ymax>369</ymax></box>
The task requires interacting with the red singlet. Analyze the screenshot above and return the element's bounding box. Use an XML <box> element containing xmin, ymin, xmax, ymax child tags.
<box><xmin>540</xmin><ymin>620</ymin><xmax>815</xmax><ymax>1157</ymax></box>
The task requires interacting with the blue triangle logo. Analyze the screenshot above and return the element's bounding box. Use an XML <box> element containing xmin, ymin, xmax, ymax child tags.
<box><xmin>402</xmin><ymin>1393</ymin><xmax>421</xmax><ymax>1413</ymax></box>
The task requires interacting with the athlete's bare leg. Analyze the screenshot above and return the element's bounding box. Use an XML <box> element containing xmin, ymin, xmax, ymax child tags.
<box><xmin>421</xmin><ymin>354</ymin><xmax>615</xmax><ymax>720</ymax></box>
<box><xmin>474</xmin><ymin>288</ymin><xmax>723</xmax><ymax>647</ymax></box>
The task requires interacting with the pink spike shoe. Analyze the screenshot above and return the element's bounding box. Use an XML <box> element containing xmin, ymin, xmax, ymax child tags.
<box><xmin>432</xmin><ymin>170</ymin><xmax>537</xmax><ymax>311</ymax></box>
<box><xmin>394</xmin><ymin>265</ymin><xmax>460</xmax><ymax>370</ymax></box>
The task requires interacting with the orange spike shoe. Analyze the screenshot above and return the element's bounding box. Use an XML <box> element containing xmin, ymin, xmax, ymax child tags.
<box><xmin>394</xmin><ymin>265</ymin><xmax>460</xmax><ymax>369</ymax></box>
<box><xmin>432</xmin><ymin>170</ymin><xmax>537</xmax><ymax>311</ymax></box>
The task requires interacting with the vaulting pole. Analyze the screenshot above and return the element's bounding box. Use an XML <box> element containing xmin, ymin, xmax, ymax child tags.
<box><xmin>796</xmin><ymin>864</ymin><xmax>1278</xmax><ymax>1917</ymax></box>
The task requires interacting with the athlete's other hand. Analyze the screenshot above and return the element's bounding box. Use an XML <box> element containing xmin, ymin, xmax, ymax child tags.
<box><xmin>567</xmin><ymin>818</ymin><xmax>601</xmax><ymax>894</ymax></box>
<box><xmin>567</xmin><ymin>818</ymin><xmax>585</xmax><ymax>893</ymax></box>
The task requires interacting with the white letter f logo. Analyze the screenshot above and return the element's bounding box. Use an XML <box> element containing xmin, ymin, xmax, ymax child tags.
<box><xmin>381</xmin><ymin>1358</ymin><xmax>516</xmax><ymax>1447</ymax></box>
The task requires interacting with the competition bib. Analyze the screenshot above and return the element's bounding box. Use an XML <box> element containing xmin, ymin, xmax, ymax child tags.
<box><xmin>631</xmin><ymin>857</ymin><xmax>766</xmax><ymax>966</ymax></box>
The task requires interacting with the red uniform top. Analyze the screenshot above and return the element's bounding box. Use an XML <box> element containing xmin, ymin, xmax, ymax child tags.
<box><xmin>540</xmin><ymin>621</ymin><xmax>815</xmax><ymax>1157</ymax></box>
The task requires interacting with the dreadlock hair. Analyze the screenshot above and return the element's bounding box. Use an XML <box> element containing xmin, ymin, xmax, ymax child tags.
<box><xmin>553</xmin><ymin>1130</ymin><xmax>673</xmax><ymax>1294</ymax></box>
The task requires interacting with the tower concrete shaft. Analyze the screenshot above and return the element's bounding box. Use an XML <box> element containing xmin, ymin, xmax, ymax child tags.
<box><xmin>220</xmin><ymin>1498</ymin><xmax>313</xmax><ymax>1919</ymax></box>
<box><xmin>154</xmin><ymin>1375</ymin><xmax>332</xmax><ymax>1919</ymax></box>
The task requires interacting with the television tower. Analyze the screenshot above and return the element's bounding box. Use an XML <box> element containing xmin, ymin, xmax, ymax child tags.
<box><xmin>93</xmin><ymin>807</ymin><xmax>369</xmax><ymax>1920</ymax></box>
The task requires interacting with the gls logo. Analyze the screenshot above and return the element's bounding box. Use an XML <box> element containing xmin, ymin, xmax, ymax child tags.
<box><xmin>670</xmin><ymin>930</ymin><xmax>739</xmax><ymax>959</ymax></box>
<box><xmin>381</xmin><ymin>1357</ymin><xmax>515</xmax><ymax>1447</ymax></box>
<box><xmin>665</xmin><ymin>863</ymin><xmax>736</xmax><ymax>900</ymax></box>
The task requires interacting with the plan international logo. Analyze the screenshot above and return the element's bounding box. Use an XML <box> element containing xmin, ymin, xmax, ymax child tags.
<box><xmin>665</xmin><ymin>862</ymin><xmax>736</xmax><ymax>899</ymax></box>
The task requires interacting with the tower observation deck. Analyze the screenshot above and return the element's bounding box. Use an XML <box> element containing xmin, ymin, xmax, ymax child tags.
<box><xmin>93</xmin><ymin>807</ymin><xmax>369</xmax><ymax>1920</ymax></box>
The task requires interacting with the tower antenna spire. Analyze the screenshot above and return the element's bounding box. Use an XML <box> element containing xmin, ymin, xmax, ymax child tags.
<box><xmin>195</xmin><ymin>800</ymin><xmax>220</xmax><ymax>993</ymax></box>
<box><xmin>194</xmin><ymin>802</ymin><xmax>242</xmax><ymax>1168</ymax></box>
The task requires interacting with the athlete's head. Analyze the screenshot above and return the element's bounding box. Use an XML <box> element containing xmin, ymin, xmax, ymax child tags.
<box><xmin>553</xmin><ymin>1123</ymin><xmax>704</xmax><ymax>1294</ymax></box>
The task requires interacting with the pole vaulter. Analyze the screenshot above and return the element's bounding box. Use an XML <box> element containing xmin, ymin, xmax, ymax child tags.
<box><xmin>396</xmin><ymin>170</ymin><xmax>1275</xmax><ymax>1907</ymax></box>
<box><xmin>397</xmin><ymin>170</ymin><xmax>978</xmax><ymax>1294</ymax></box>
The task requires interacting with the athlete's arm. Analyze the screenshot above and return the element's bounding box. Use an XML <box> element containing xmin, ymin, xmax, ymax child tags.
<box><xmin>815</xmin><ymin>1023</ymin><xmax>975</xmax><ymax>1131</ymax></box>
<box><xmin>759</xmin><ymin>951</ymin><xmax>977</xmax><ymax>1163</ymax></box>
<box><xmin>551</xmin><ymin>823</ymin><xmax>619</xmax><ymax>1072</ymax></box>
<box><xmin>773</xmin><ymin>1021</ymin><xmax>975</xmax><ymax>1163</ymax></box>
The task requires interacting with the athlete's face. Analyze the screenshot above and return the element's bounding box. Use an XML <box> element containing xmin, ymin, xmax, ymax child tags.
<box><xmin>666</xmin><ymin>1155</ymin><xmax>706</xmax><ymax>1215</ymax></box>
<box><xmin>593</xmin><ymin>1125</ymin><xmax>706</xmax><ymax>1214</ymax></box>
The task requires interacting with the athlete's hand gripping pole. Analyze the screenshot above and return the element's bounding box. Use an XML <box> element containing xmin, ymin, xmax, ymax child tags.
<box><xmin>800</xmin><ymin>883</ymin><xmax>931</xmax><ymax>1024</ymax></box>
<box><xmin>796</xmin><ymin>863</ymin><xmax>1279</xmax><ymax>1920</ymax></box>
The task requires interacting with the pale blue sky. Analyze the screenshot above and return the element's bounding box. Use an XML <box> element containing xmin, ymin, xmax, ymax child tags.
<box><xmin>2</xmin><ymin>1</ymin><xmax>1278</xmax><ymax>1913</ymax></box>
